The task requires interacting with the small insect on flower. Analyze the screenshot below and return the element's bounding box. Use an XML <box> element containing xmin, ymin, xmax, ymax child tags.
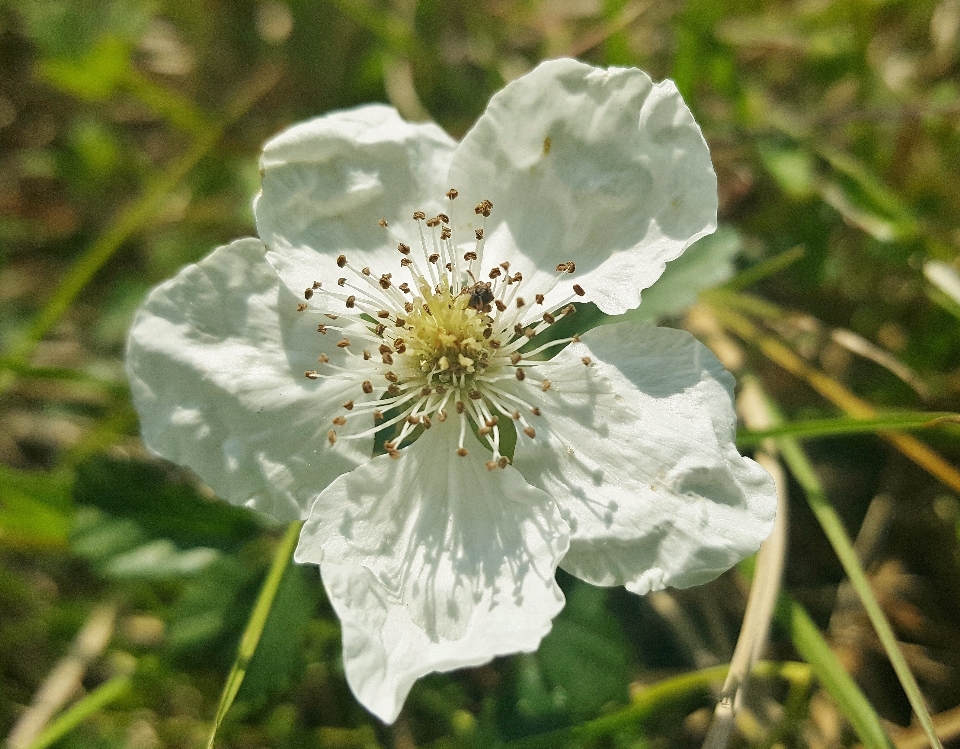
<box><xmin>127</xmin><ymin>58</ymin><xmax>776</xmax><ymax>725</ymax></box>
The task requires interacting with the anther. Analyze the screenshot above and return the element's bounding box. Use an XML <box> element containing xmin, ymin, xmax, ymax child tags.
<box><xmin>495</xmin><ymin>300</ymin><xmax>507</xmax><ymax>312</ymax></box>
<box><xmin>318</xmin><ymin>353</ymin><xmax>329</xmax><ymax>363</ymax></box>
<box><xmin>489</xmin><ymin>267</ymin><xmax>502</xmax><ymax>279</ymax></box>
<box><xmin>437</xmin><ymin>213</ymin><xmax>449</xmax><ymax>224</ymax></box>
<box><xmin>384</xmin><ymin>371</ymin><xmax>399</xmax><ymax>382</ymax></box>
<box><xmin>345</xmin><ymin>295</ymin><xmax>356</xmax><ymax>308</ymax></box>
<box><xmin>543</xmin><ymin>312</ymin><xmax>555</xmax><ymax>324</ymax></box>
<box><xmin>379</xmin><ymin>275</ymin><xmax>392</xmax><ymax>289</ymax></box>
<box><xmin>441</xmin><ymin>227</ymin><xmax>451</xmax><ymax>240</ymax></box>
<box><xmin>317</xmin><ymin>324</ymin><xmax>327</xmax><ymax>334</ymax></box>
<box><xmin>456</xmin><ymin>401</ymin><xmax>466</xmax><ymax>414</ymax></box>
<box><xmin>374</xmin><ymin>410</ymin><xmax>384</xmax><ymax>420</ymax></box>
<box><xmin>485</xmin><ymin>416</ymin><xmax>499</xmax><ymax>427</ymax></box>
<box><xmin>305</xmin><ymin>370</ymin><xmax>319</xmax><ymax>379</ymax></box>
<box><xmin>362</xmin><ymin>381</ymin><xmax>373</xmax><ymax>394</ymax></box>
<box><xmin>456</xmin><ymin>447</ymin><xmax>468</xmax><ymax>457</ymax></box>
<box><xmin>399</xmin><ymin>283</ymin><xmax>411</xmax><ymax>293</ymax></box>
<box><xmin>343</xmin><ymin>400</ymin><xmax>354</xmax><ymax>410</ymax></box>
<box><xmin>523</xmin><ymin>426</ymin><xmax>536</xmax><ymax>438</ymax></box>
<box><xmin>582</xmin><ymin>356</ymin><xmax>592</xmax><ymax>366</ymax></box>
<box><xmin>428</xmin><ymin>253</ymin><xmax>440</xmax><ymax>263</ymax></box>
<box><xmin>396</xmin><ymin>317</ymin><xmax>406</xmax><ymax>327</ymax></box>
<box><xmin>379</xmin><ymin>343</ymin><xmax>392</xmax><ymax>354</ymax></box>
<box><xmin>516</xmin><ymin>297</ymin><xmax>525</xmax><ymax>308</ymax></box>
<box><xmin>304</xmin><ymin>288</ymin><xmax>313</xmax><ymax>299</ymax></box>
<box><xmin>406</xmin><ymin>415</ymin><xmax>420</xmax><ymax>425</ymax></box>
<box><xmin>524</xmin><ymin>328</ymin><xmax>536</xmax><ymax>338</ymax></box>
<box><xmin>497</xmin><ymin>456</ymin><xmax>510</xmax><ymax>469</ymax></box>
<box><xmin>425</xmin><ymin>216</ymin><xmax>441</xmax><ymax>228</ymax></box>
<box><xmin>337</xmin><ymin>278</ymin><xmax>346</xmax><ymax>286</ymax></box>
<box><xmin>446</xmin><ymin>188</ymin><xmax>458</xmax><ymax>200</ymax></box>
<box><xmin>312</xmin><ymin>281</ymin><xmax>322</xmax><ymax>289</ymax></box>
<box><xmin>535</xmin><ymin>294</ymin><xmax>545</xmax><ymax>304</ymax></box>
<box><xmin>413</xmin><ymin>211</ymin><xmax>426</xmax><ymax>220</ymax></box>
<box><xmin>437</xmin><ymin>410</ymin><xmax>447</xmax><ymax>422</ymax></box>
<box><xmin>381</xmin><ymin>353</ymin><xmax>393</xmax><ymax>365</ymax></box>
<box><xmin>468</xmin><ymin>390</ymin><xmax>483</xmax><ymax>400</ymax></box>
<box><xmin>328</xmin><ymin>430</ymin><xmax>337</xmax><ymax>445</ymax></box>
<box><xmin>540</xmin><ymin>380</ymin><xmax>552</xmax><ymax>391</ymax></box>
<box><xmin>377</xmin><ymin>311</ymin><xmax>390</xmax><ymax>319</ymax></box>
<box><xmin>463</xmin><ymin>251</ymin><xmax>477</xmax><ymax>261</ymax></box>
<box><xmin>479</xmin><ymin>426</ymin><xmax>491</xmax><ymax>436</ymax></box>
<box><xmin>378</xmin><ymin>218</ymin><xmax>388</xmax><ymax>228</ymax></box>
<box><xmin>475</xmin><ymin>228</ymin><xmax>484</xmax><ymax>240</ymax></box>
<box><xmin>531</xmin><ymin>407</ymin><xmax>541</xmax><ymax>416</ymax></box>
<box><xmin>337</xmin><ymin>254</ymin><xmax>347</xmax><ymax>267</ymax></box>
<box><xmin>362</xmin><ymin>267</ymin><xmax>371</xmax><ymax>275</ymax></box>
<box><xmin>400</xmin><ymin>258</ymin><xmax>413</xmax><ymax>267</ymax></box>
<box><xmin>362</xmin><ymin>350</ymin><xmax>371</xmax><ymax>360</ymax></box>
<box><xmin>485</xmin><ymin>460</ymin><xmax>497</xmax><ymax>470</ymax></box>
<box><xmin>515</xmin><ymin>368</ymin><xmax>525</xmax><ymax>381</ymax></box>
<box><xmin>297</xmin><ymin>303</ymin><xmax>307</xmax><ymax>312</ymax></box>
<box><xmin>511</xmin><ymin>353</ymin><xmax>522</xmax><ymax>365</ymax></box>
<box><xmin>422</xmin><ymin>415</ymin><xmax>432</xmax><ymax>429</ymax></box>
<box><xmin>332</xmin><ymin>416</ymin><xmax>347</xmax><ymax>426</ymax></box>
<box><xmin>573</xmin><ymin>284</ymin><xmax>585</xmax><ymax>296</ymax></box>
<box><xmin>398</xmin><ymin>243</ymin><xmax>411</xmax><ymax>255</ymax></box>
<box><xmin>336</xmin><ymin>338</ymin><xmax>350</xmax><ymax>348</ymax></box>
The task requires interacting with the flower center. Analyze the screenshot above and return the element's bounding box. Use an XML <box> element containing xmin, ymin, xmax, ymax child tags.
<box><xmin>299</xmin><ymin>191</ymin><xmax>590</xmax><ymax>469</ymax></box>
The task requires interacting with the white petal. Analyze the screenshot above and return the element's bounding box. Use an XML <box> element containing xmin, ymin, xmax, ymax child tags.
<box><xmin>127</xmin><ymin>238</ymin><xmax>375</xmax><ymax>522</ymax></box>
<box><xmin>254</xmin><ymin>104</ymin><xmax>458</xmax><ymax>301</ymax></box>
<box><xmin>295</xmin><ymin>425</ymin><xmax>569</xmax><ymax>723</ymax></box>
<box><xmin>510</xmin><ymin>321</ymin><xmax>776</xmax><ymax>594</ymax></box>
<box><xmin>448</xmin><ymin>59</ymin><xmax>717</xmax><ymax>315</ymax></box>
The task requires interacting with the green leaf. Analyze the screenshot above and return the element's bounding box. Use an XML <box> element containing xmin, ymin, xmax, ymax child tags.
<box><xmin>0</xmin><ymin>467</ymin><xmax>72</xmax><ymax>550</ymax></box>
<box><xmin>39</xmin><ymin>36</ymin><xmax>132</xmax><ymax>100</ymax></box>
<box><xmin>737</xmin><ymin>412</ymin><xmax>960</xmax><ymax>447</ymax></box>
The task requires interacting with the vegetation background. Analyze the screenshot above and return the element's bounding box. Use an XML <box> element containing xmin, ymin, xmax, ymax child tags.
<box><xmin>1</xmin><ymin>0</ymin><xmax>960</xmax><ymax>747</ymax></box>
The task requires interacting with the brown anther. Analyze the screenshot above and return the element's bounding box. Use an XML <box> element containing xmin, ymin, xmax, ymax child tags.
<box><xmin>413</xmin><ymin>210</ymin><xmax>426</xmax><ymax>220</ymax></box>
<box><xmin>468</xmin><ymin>390</ymin><xmax>483</xmax><ymax>400</ymax></box>
<box><xmin>535</xmin><ymin>293</ymin><xmax>545</xmax><ymax>304</ymax></box>
<box><xmin>362</xmin><ymin>267</ymin><xmax>371</xmax><ymax>275</ymax></box>
<box><xmin>374</xmin><ymin>410</ymin><xmax>384</xmax><ymax>420</ymax></box>
<box><xmin>440</xmin><ymin>227</ymin><xmax>452</xmax><ymax>240</ymax></box>
<box><xmin>317</xmin><ymin>324</ymin><xmax>327</xmax><ymax>334</ymax></box>
<box><xmin>437</xmin><ymin>409</ymin><xmax>448</xmax><ymax>422</ymax></box>
<box><xmin>387</xmin><ymin>384</ymin><xmax>401</xmax><ymax>395</ymax></box>
<box><xmin>485</xmin><ymin>460</ymin><xmax>497</xmax><ymax>470</ymax></box>
<box><xmin>304</xmin><ymin>288</ymin><xmax>314</xmax><ymax>299</ymax></box>
<box><xmin>318</xmin><ymin>353</ymin><xmax>330</xmax><ymax>363</ymax></box>
<box><xmin>337</xmin><ymin>254</ymin><xmax>347</xmax><ymax>267</ymax></box>
<box><xmin>384</xmin><ymin>440</ymin><xmax>396</xmax><ymax>450</ymax></box>
<box><xmin>515</xmin><ymin>368</ymin><xmax>526</xmax><ymax>381</ymax></box>
<box><xmin>540</xmin><ymin>380</ymin><xmax>552</xmax><ymax>391</ymax></box>
<box><xmin>400</xmin><ymin>258</ymin><xmax>413</xmax><ymax>267</ymax></box>
<box><xmin>511</xmin><ymin>410</ymin><xmax>520</xmax><ymax>420</ymax></box>
<box><xmin>378</xmin><ymin>218</ymin><xmax>388</xmax><ymax>228</ymax></box>
<box><xmin>479</xmin><ymin>426</ymin><xmax>491</xmax><ymax>436</ymax></box>
<box><xmin>337</xmin><ymin>277</ymin><xmax>346</xmax><ymax>286</ymax></box>
<box><xmin>345</xmin><ymin>295</ymin><xmax>356</xmax><ymax>308</ymax></box>
<box><xmin>514</xmin><ymin>323</ymin><xmax>524</xmax><ymax>334</ymax></box>
<box><xmin>395</xmin><ymin>343</ymin><xmax>406</xmax><ymax>353</ymax></box>
<box><xmin>463</xmin><ymin>251</ymin><xmax>478</xmax><ymax>261</ymax></box>
<box><xmin>495</xmin><ymin>300</ymin><xmax>507</xmax><ymax>312</ymax></box>
<box><xmin>343</xmin><ymin>400</ymin><xmax>354</xmax><ymax>410</ymax></box>
<box><xmin>428</xmin><ymin>253</ymin><xmax>440</xmax><ymax>263</ymax></box>
<box><xmin>531</xmin><ymin>406</ymin><xmax>541</xmax><ymax>416</ymax></box>
<box><xmin>312</xmin><ymin>280</ymin><xmax>322</xmax><ymax>289</ymax></box>
<box><xmin>543</xmin><ymin>312</ymin><xmax>556</xmax><ymax>324</ymax></box>
<box><xmin>497</xmin><ymin>456</ymin><xmax>510</xmax><ymax>469</ymax></box>
<box><xmin>395</xmin><ymin>318</ymin><xmax>406</xmax><ymax>327</ymax></box>
<box><xmin>446</xmin><ymin>188</ymin><xmax>459</xmax><ymax>200</ymax></box>
<box><xmin>393</xmin><ymin>337</ymin><xmax>405</xmax><ymax>350</ymax></box>
<box><xmin>379</xmin><ymin>275</ymin><xmax>392</xmax><ymax>289</ymax></box>
<box><xmin>523</xmin><ymin>426</ymin><xmax>536</xmax><ymax>438</ymax></box>
<box><xmin>482</xmin><ymin>327</ymin><xmax>492</xmax><ymax>339</ymax></box>
<box><xmin>374</xmin><ymin>323</ymin><xmax>386</xmax><ymax>336</ymax></box>
<box><xmin>513</xmin><ymin>273</ymin><xmax>523</xmax><ymax>283</ymax></box>
<box><xmin>456</xmin><ymin>401</ymin><xmax>466</xmax><ymax>414</ymax></box>
<box><xmin>420</xmin><ymin>387</ymin><xmax>433</xmax><ymax>397</ymax></box>
<box><xmin>362</xmin><ymin>381</ymin><xmax>374</xmax><ymax>394</ymax></box>
<box><xmin>325</xmin><ymin>313</ymin><xmax>339</xmax><ymax>320</ymax></box>
<box><xmin>388</xmin><ymin>449</ymin><xmax>400</xmax><ymax>459</ymax></box>
<box><xmin>562</xmin><ymin>305</ymin><xmax>576</xmax><ymax>316</ymax></box>
<box><xmin>381</xmin><ymin>353</ymin><xmax>393</xmax><ymax>365</ymax></box>
<box><xmin>336</xmin><ymin>338</ymin><xmax>350</xmax><ymax>348</ymax></box>
<box><xmin>384</xmin><ymin>371</ymin><xmax>399</xmax><ymax>382</ymax></box>
<box><xmin>305</xmin><ymin>370</ymin><xmax>319</xmax><ymax>379</ymax></box>
<box><xmin>489</xmin><ymin>339</ymin><xmax>501</xmax><ymax>349</ymax></box>
<box><xmin>362</xmin><ymin>350</ymin><xmax>371</xmax><ymax>360</ymax></box>
<box><xmin>456</xmin><ymin>447</ymin><xmax>468</xmax><ymax>457</ymax></box>
<box><xmin>332</xmin><ymin>415</ymin><xmax>347</xmax><ymax>426</ymax></box>
<box><xmin>573</xmin><ymin>284</ymin><xmax>585</xmax><ymax>296</ymax></box>
<box><xmin>377</xmin><ymin>311</ymin><xmax>391</xmax><ymax>319</ymax></box>
<box><xmin>399</xmin><ymin>283</ymin><xmax>411</xmax><ymax>294</ymax></box>
<box><xmin>328</xmin><ymin>430</ymin><xmax>337</xmax><ymax>445</ymax></box>
<box><xmin>573</xmin><ymin>334</ymin><xmax>581</xmax><ymax>342</ymax></box>
<box><xmin>425</xmin><ymin>216</ymin><xmax>441</xmax><ymax>227</ymax></box>
<box><xmin>379</xmin><ymin>343</ymin><xmax>392</xmax><ymax>354</ymax></box>
<box><xmin>297</xmin><ymin>303</ymin><xmax>308</xmax><ymax>312</ymax></box>
<box><xmin>437</xmin><ymin>213</ymin><xmax>449</xmax><ymax>224</ymax></box>
<box><xmin>398</xmin><ymin>243</ymin><xmax>411</xmax><ymax>255</ymax></box>
<box><xmin>422</xmin><ymin>415</ymin><xmax>432</xmax><ymax>429</ymax></box>
<box><xmin>516</xmin><ymin>297</ymin><xmax>525</xmax><ymax>308</ymax></box>
<box><xmin>445</xmin><ymin>262</ymin><xmax>452</xmax><ymax>271</ymax></box>
<box><xmin>582</xmin><ymin>356</ymin><xmax>592</xmax><ymax>366</ymax></box>
<box><xmin>489</xmin><ymin>267</ymin><xmax>502</xmax><ymax>279</ymax></box>
<box><xmin>485</xmin><ymin>416</ymin><xmax>499</xmax><ymax>427</ymax></box>
<box><xmin>475</xmin><ymin>228</ymin><xmax>484</xmax><ymax>240</ymax></box>
<box><xmin>406</xmin><ymin>415</ymin><xmax>420</xmax><ymax>425</ymax></box>
<box><xmin>500</xmin><ymin>261</ymin><xmax>510</xmax><ymax>271</ymax></box>
<box><xmin>524</xmin><ymin>328</ymin><xmax>536</xmax><ymax>338</ymax></box>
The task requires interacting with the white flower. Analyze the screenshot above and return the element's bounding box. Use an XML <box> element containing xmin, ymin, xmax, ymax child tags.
<box><xmin>127</xmin><ymin>59</ymin><xmax>776</xmax><ymax>723</ymax></box>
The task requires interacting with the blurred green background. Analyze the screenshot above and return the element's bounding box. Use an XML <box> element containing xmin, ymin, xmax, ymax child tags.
<box><xmin>1</xmin><ymin>0</ymin><xmax>960</xmax><ymax>747</ymax></box>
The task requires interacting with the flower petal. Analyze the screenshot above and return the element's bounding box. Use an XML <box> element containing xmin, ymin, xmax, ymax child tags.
<box><xmin>127</xmin><ymin>238</ymin><xmax>375</xmax><ymax>522</ymax></box>
<box><xmin>448</xmin><ymin>59</ymin><xmax>717</xmax><ymax>315</ymax></box>
<box><xmin>295</xmin><ymin>424</ymin><xmax>569</xmax><ymax>722</ymax></box>
<box><xmin>510</xmin><ymin>321</ymin><xmax>775</xmax><ymax>594</ymax></box>
<box><xmin>254</xmin><ymin>104</ymin><xmax>458</xmax><ymax>302</ymax></box>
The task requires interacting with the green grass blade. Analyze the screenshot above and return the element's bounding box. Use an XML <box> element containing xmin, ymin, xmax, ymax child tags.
<box><xmin>22</xmin><ymin>675</ymin><xmax>132</xmax><ymax>749</ymax></box>
<box><xmin>775</xmin><ymin>594</ymin><xmax>894</xmax><ymax>749</ymax></box>
<box><xmin>722</xmin><ymin>245</ymin><xmax>806</xmax><ymax>292</ymax></box>
<box><xmin>205</xmin><ymin>520</ymin><xmax>302</xmax><ymax>749</ymax></box>
<box><xmin>737</xmin><ymin>412</ymin><xmax>960</xmax><ymax>448</ymax></box>
<box><xmin>766</xmin><ymin>403</ymin><xmax>944</xmax><ymax>749</ymax></box>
